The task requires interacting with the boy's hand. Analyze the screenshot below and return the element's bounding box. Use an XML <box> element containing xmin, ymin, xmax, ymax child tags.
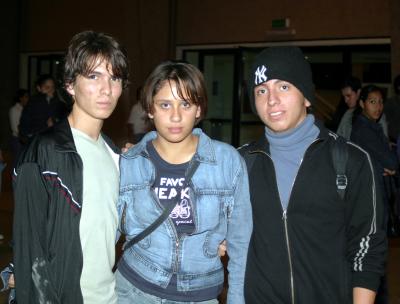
<box><xmin>8</xmin><ymin>274</ymin><xmax>14</xmax><ymax>288</ymax></box>
<box><xmin>122</xmin><ymin>142</ymin><xmax>134</xmax><ymax>153</ymax></box>
<box><xmin>383</xmin><ymin>168</ymin><xmax>396</xmax><ymax>176</ymax></box>
<box><xmin>218</xmin><ymin>240</ymin><xmax>227</xmax><ymax>257</ymax></box>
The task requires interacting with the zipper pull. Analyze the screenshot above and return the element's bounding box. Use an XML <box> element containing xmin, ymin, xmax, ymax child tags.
<box><xmin>282</xmin><ymin>209</ymin><xmax>287</xmax><ymax>220</ymax></box>
<box><xmin>176</xmin><ymin>240</ymin><xmax>179</xmax><ymax>248</ymax></box>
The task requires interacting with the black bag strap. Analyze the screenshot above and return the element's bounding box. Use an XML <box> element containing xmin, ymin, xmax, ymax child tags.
<box><xmin>123</xmin><ymin>160</ymin><xmax>200</xmax><ymax>251</ymax></box>
<box><xmin>331</xmin><ymin>136</ymin><xmax>348</xmax><ymax>200</ymax></box>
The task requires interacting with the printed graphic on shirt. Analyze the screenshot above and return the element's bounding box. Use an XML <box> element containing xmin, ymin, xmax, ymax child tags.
<box><xmin>147</xmin><ymin>141</ymin><xmax>195</xmax><ymax>235</ymax></box>
<box><xmin>154</xmin><ymin>177</ymin><xmax>194</xmax><ymax>231</ymax></box>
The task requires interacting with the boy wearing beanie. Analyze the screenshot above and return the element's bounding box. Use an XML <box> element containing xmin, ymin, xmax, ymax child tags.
<box><xmin>240</xmin><ymin>46</ymin><xmax>386</xmax><ymax>303</ymax></box>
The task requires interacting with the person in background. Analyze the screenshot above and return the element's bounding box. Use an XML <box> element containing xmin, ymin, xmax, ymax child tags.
<box><xmin>336</xmin><ymin>76</ymin><xmax>361</xmax><ymax>138</ymax></box>
<box><xmin>9</xmin><ymin>89</ymin><xmax>29</xmax><ymax>167</ymax></box>
<box><xmin>350</xmin><ymin>84</ymin><xmax>396</xmax><ymax>304</ymax></box>
<box><xmin>351</xmin><ymin>85</ymin><xmax>397</xmax><ymax>180</ymax></box>
<box><xmin>337</xmin><ymin>76</ymin><xmax>388</xmax><ymax>140</ymax></box>
<box><xmin>326</xmin><ymin>95</ymin><xmax>348</xmax><ymax>132</ymax></box>
<box><xmin>127</xmin><ymin>86</ymin><xmax>149</xmax><ymax>143</ymax></box>
<box><xmin>19</xmin><ymin>75</ymin><xmax>69</xmax><ymax>142</ymax></box>
<box><xmin>384</xmin><ymin>74</ymin><xmax>400</xmax><ymax>143</ymax></box>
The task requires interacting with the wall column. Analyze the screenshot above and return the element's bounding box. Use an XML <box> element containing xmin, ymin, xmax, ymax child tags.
<box><xmin>0</xmin><ymin>1</ymin><xmax>20</xmax><ymax>148</ymax></box>
<box><xmin>390</xmin><ymin>0</ymin><xmax>400</xmax><ymax>82</ymax></box>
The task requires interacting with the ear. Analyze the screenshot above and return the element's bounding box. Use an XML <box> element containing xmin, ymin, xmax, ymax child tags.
<box><xmin>65</xmin><ymin>82</ymin><xmax>75</xmax><ymax>96</ymax></box>
<box><xmin>356</xmin><ymin>89</ymin><xmax>361</xmax><ymax>99</ymax></box>
<box><xmin>195</xmin><ymin>105</ymin><xmax>201</xmax><ymax>119</ymax></box>
<box><xmin>148</xmin><ymin>112</ymin><xmax>154</xmax><ymax>119</ymax></box>
<box><xmin>304</xmin><ymin>99</ymin><xmax>311</xmax><ymax>108</ymax></box>
<box><xmin>359</xmin><ymin>100</ymin><xmax>365</xmax><ymax>109</ymax></box>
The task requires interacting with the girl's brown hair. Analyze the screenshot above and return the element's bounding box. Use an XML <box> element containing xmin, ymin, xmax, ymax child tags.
<box><xmin>141</xmin><ymin>61</ymin><xmax>208</xmax><ymax>121</ymax></box>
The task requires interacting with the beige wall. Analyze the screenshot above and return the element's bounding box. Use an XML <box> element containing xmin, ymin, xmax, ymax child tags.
<box><xmin>176</xmin><ymin>0</ymin><xmax>390</xmax><ymax>45</ymax></box>
<box><xmin>390</xmin><ymin>0</ymin><xmax>400</xmax><ymax>82</ymax></box>
<box><xmin>19</xmin><ymin>0</ymin><xmax>173</xmax><ymax>145</ymax></box>
<box><xmin>11</xmin><ymin>0</ymin><xmax>398</xmax><ymax>143</ymax></box>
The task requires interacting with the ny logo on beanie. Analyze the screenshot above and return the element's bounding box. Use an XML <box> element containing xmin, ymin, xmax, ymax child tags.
<box><xmin>255</xmin><ymin>65</ymin><xmax>268</xmax><ymax>85</ymax></box>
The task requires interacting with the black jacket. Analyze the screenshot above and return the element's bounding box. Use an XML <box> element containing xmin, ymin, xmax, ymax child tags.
<box><xmin>13</xmin><ymin>119</ymin><xmax>119</xmax><ymax>304</ymax></box>
<box><xmin>240</xmin><ymin>124</ymin><xmax>387</xmax><ymax>304</ymax></box>
<box><xmin>351</xmin><ymin>114</ymin><xmax>398</xmax><ymax>174</ymax></box>
<box><xmin>19</xmin><ymin>93</ymin><xmax>69</xmax><ymax>139</ymax></box>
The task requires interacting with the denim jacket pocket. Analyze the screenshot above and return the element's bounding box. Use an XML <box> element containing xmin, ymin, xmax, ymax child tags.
<box><xmin>203</xmin><ymin>232</ymin><xmax>220</xmax><ymax>258</ymax></box>
<box><xmin>119</xmin><ymin>188</ymin><xmax>152</xmax><ymax>249</ymax></box>
<box><xmin>194</xmin><ymin>190</ymin><xmax>230</xmax><ymax>230</ymax></box>
<box><xmin>200</xmin><ymin>195</ymin><xmax>230</xmax><ymax>258</ymax></box>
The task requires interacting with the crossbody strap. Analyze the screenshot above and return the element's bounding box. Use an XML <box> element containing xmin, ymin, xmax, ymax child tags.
<box><xmin>331</xmin><ymin>136</ymin><xmax>348</xmax><ymax>200</ymax></box>
<box><xmin>123</xmin><ymin>160</ymin><xmax>200</xmax><ymax>251</ymax></box>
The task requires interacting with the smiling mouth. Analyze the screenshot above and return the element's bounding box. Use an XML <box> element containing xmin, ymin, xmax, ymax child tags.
<box><xmin>270</xmin><ymin>111</ymin><xmax>283</xmax><ymax>117</ymax></box>
<box><xmin>268</xmin><ymin>111</ymin><xmax>285</xmax><ymax>120</ymax></box>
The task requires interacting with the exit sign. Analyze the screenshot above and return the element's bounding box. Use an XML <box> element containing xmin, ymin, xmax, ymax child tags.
<box><xmin>272</xmin><ymin>18</ymin><xmax>290</xmax><ymax>29</ymax></box>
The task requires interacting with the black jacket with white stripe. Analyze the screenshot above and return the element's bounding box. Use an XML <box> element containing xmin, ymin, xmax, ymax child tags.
<box><xmin>12</xmin><ymin>119</ymin><xmax>119</xmax><ymax>304</ymax></box>
<box><xmin>240</xmin><ymin>122</ymin><xmax>387</xmax><ymax>304</ymax></box>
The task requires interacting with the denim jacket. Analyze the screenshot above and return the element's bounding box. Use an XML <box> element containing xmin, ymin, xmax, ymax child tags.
<box><xmin>118</xmin><ymin>128</ymin><xmax>252</xmax><ymax>304</ymax></box>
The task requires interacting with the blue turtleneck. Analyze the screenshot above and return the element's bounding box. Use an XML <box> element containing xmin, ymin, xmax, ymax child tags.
<box><xmin>265</xmin><ymin>114</ymin><xmax>319</xmax><ymax>210</ymax></box>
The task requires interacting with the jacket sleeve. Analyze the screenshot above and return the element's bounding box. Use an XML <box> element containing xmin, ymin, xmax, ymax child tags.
<box><xmin>345</xmin><ymin>147</ymin><xmax>387</xmax><ymax>291</ymax></box>
<box><xmin>13</xmin><ymin>162</ymin><xmax>60</xmax><ymax>303</ymax></box>
<box><xmin>18</xmin><ymin>104</ymin><xmax>33</xmax><ymax>138</ymax></box>
<box><xmin>336</xmin><ymin>110</ymin><xmax>352</xmax><ymax>139</ymax></box>
<box><xmin>351</xmin><ymin>123</ymin><xmax>398</xmax><ymax>171</ymax></box>
<box><xmin>226</xmin><ymin>156</ymin><xmax>253</xmax><ymax>304</ymax></box>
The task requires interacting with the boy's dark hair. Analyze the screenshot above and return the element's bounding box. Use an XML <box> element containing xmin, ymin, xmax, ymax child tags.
<box><xmin>14</xmin><ymin>89</ymin><xmax>29</xmax><ymax>104</ymax></box>
<box><xmin>35</xmin><ymin>74</ymin><xmax>55</xmax><ymax>88</ymax></box>
<box><xmin>64</xmin><ymin>31</ymin><xmax>129</xmax><ymax>88</ymax></box>
<box><xmin>352</xmin><ymin>84</ymin><xmax>384</xmax><ymax>123</ymax></box>
<box><xmin>359</xmin><ymin>84</ymin><xmax>384</xmax><ymax>102</ymax></box>
<box><xmin>141</xmin><ymin>61</ymin><xmax>208</xmax><ymax>121</ymax></box>
<box><xmin>341</xmin><ymin>76</ymin><xmax>361</xmax><ymax>93</ymax></box>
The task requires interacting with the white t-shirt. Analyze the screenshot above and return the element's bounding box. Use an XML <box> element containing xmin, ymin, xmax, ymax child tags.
<box><xmin>71</xmin><ymin>128</ymin><xmax>119</xmax><ymax>304</ymax></box>
<box><xmin>9</xmin><ymin>102</ymin><xmax>23</xmax><ymax>137</ymax></box>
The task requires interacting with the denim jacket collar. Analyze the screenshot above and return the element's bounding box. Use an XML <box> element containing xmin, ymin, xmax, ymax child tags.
<box><xmin>122</xmin><ymin>128</ymin><xmax>217</xmax><ymax>164</ymax></box>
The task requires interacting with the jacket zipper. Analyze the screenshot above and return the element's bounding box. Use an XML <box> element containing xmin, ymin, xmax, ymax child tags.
<box><xmin>171</xmin><ymin>163</ymin><xmax>198</xmax><ymax>274</ymax></box>
<box><xmin>149</xmin><ymin>158</ymin><xmax>199</xmax><ymax>274</ymax></box>
<box><xmin>149</xmin><ymin>185</ymin><xmax>181</xmax><ymax>273</ymax></box>
<box><xmin>283</xmin><ymin>209</ymin><xmax>295</xmax><ymax>304</ymax></box>
<box><xmin>251</xmin><ymin>150</ymin><xmax>296</xmax><ymax>304</ymax></box>
<box><xmin>249</xmin><ymin>138</ymin><xmax>321</xmax><ymax>304</ymax></box>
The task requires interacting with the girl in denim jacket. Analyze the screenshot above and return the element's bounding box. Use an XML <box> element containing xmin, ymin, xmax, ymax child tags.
<box><xmin>116</xmin><ymin>61</ymin><xmax>252</xmax><ymax>304</ymax></box>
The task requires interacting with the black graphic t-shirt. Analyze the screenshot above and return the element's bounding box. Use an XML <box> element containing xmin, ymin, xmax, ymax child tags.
<box><xmin>147</xmin><ymin>141</ymin><xmax>195</xmax><ymax>236</ymax></box>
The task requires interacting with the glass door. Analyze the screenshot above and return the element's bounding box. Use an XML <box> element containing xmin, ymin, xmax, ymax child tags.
<box><xmin>199</xmin><ymin>52</ymin><xmax>237</xmax><ymax>144</ymax></box>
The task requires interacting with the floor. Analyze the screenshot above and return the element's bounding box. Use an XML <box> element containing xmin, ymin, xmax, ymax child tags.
<box><xmin>0</xmin><ymin>155</ymin><xmax>399</xmax><ymax>303</ymax></box>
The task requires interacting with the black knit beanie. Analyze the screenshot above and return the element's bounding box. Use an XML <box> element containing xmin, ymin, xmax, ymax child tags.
<box><xmin>248</xmin><ymin>46</ymin><xmax>315</xmax><ymax>114</ymax></box>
